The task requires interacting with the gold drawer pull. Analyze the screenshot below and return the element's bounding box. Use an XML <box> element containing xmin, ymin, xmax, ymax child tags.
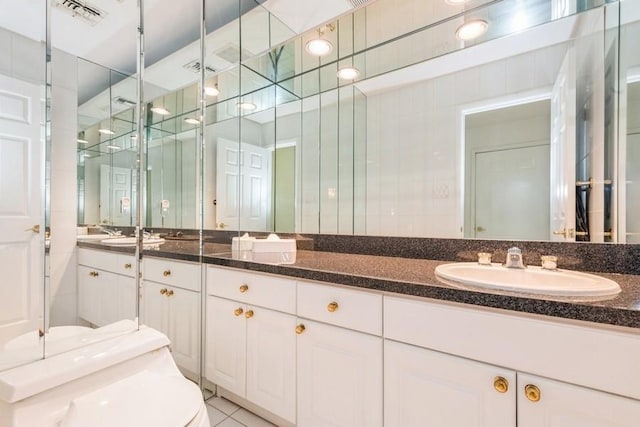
<box><xmin>160</xmin><ymin>288</ymin><xmax>168</xmax><ymax>295</ymax></box>
<box><xmin>244</xmin><ymin>310</ymin><xmax>254</xmax><ymax>319</ymax></box>
<box><xmin>89</xmin><ymin>271</ymin><xmax>99</xmax><ymax>277</ymax></box>
<box><xmin>525</xmin><ymin>384</ymin><xmax>541</xmax><ymax>402</ymax></box>
<box><xmin>163</xmin><ymin>270</ymin><xmax>171</xmax><ymax>277</ymax></box>
<box><xmin>166</xmin><ymin>289</ymin><xmax>174</xmax><ymax>297</ymax></box>
<box><xmin>124</xmin><ymin>263</ymin><xmax>132</xmax><ymax>269</ymax></box>
<box><xmin>494</xmin><ymin>376</ymin><xmax>509</xmax><ymax>393</ymax></box>
<box><xmin>327</xmin><ymin>301</ymin><xmax>339</xmax><ymax>312</ymax></box>
<box><xmin>234</xmin><ymin>307</ymin><xmax>244</xmax><ymax>316</ymax></box>
<box><xmin>239</xmin><ymin>284</ymin><xmax>249</xmax><ymax>293</ymax></box>
<box><xmin>295</xmin><ymin>324</ymin><xmax>306</xmax><ymax>334</ymax></box>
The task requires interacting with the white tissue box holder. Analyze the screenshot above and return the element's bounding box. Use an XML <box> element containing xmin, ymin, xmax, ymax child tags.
<box><xmin>251</xmin><ymin>238</ymin><xmax>297</xmax><ymax>264</ymax></box>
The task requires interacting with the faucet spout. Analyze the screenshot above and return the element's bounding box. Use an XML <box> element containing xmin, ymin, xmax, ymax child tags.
<box><xmin>504</xmin><ymin>247</ymin><xmax>525</xmax><ymax>269</ymax></box>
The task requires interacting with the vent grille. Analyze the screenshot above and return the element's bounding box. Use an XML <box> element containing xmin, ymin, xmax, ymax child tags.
<box><xmin>214</xmin><ymin>44</ymin><xmax>253</xmax><ymax>64</ymax></box>
<box><xmin>54</xmin><ymin>0</ymin><xmax>105</xmax><ymax>25</ymax></box>
<box><xmin>182</xmin><ymin>60</ymin><xmax>217</xmax><ymax>74</ymax></box>
<box><xmin>348</xmin><ymin>0</ymin><xmax>372</xmax><ymax>7</ymax></box>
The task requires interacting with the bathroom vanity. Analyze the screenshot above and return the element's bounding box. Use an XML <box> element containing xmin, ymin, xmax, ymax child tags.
<box><xmin>77</xmin><ymin>240</ymin><xmax>640</xmax><ymax>427</ymax></box>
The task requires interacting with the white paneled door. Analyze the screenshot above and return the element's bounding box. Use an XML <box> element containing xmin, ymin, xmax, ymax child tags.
<box><xmin>0</xmin><ymin>74</ymin><xmax>43</xmax><ymax>346</ymax></box>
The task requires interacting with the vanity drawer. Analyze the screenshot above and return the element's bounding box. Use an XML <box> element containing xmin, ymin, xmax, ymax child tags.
<box><xmin>297</xmin><ymin>281</ymin><xmax>382</xmax><ymax>336</ymax></box>
<box><xmin>143</xmin><ymin>257</ymin><xmax>200</xmax><ymax>292</ymax></box>
<box><xmin>78</xmin><ymin>248</ymin><xmax>119</xmax><ymax>272</ymax></box>
<box><xmin>207</xmin><ymin>266</ymin><xmax>296</xmax><ymax>314</ymax></box>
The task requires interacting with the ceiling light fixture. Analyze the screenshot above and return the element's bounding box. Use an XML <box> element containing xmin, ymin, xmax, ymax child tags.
<box><xmin>184</xmin><ymin>118</ymin><xmax>200</xmax><ymax>125</ymax></box>
<box><xmin>150</xmin><ymin>106</ymin><xmax>171</xmax><ymax>115</ymax></box>
<box><xmin>77</xmin><ymin>139</ymin><xmax>88</xmax><ymax>144</ymax></box>
<box><xmin>106</xmin><ymin>145</ymin><xmax>120</xmax><ymax>150</ymax></box>
<box><xmin>445</xmin><ymin>0</ymin><xmax>471</xmax><ymax>5</ymax></box>
<box><xmin>456</xmin><ymin>19</ymin><xmax>488</xmax><ymax>41</ymax></box>
<box><xmin>238</xmin><ymin>101</ymin><xmax>257</xmax><ymax>111</ymax></box>
<box><xmin>337</xmin><ymin>66</ymin><xmax>360</xmax><ymax>80</ymax></box>
<box><xmin>98</xmin><ymin>128</ymin><xmax>115</xmax><ymax>135</ymax></box>
<box><xmin>204</xmin><ymin>85</ymin><xmax>219</xmax><ymax>96</ymax></box>
<box><xmin>305</xmin><ymin>25</ymin><xmax>335</xmax><ymax>57</ymax></box>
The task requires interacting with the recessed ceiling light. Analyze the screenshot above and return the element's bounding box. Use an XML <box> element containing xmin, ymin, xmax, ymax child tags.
<box><xmin>204</xmin><ymin>86</ymin><xmax>219</xmax><ymax>96</ymax></box>
<box><xmin>150</xmin><ymin>106</ymin><xmax>170</xmax><ymax>115</ymax></box>
<box><xmin>337</xmin><ymin>66</ymin><xmax>360</xmax><ymax>80</ymax></box>
<box><xmin>456</xmin><ymin>19</ymin><xmax>488</xmax><ymax>41</ymax></box>
<box><xmin>238</xmin><ymin>102</ymin><xmax>257</xmax><ymax>111</ymax></box>
<box><xmin>305</xmin><ymin>38</ymin><xmax>333</xmax><ymax>56</ymax></box>
<box><xmin>77</xmin><ymin>139</ymin><xmax>88</xmax><ymax>144</ymax></box>
<box><xmin>184</xmin><ymin>118</ymin><xmax>200</xmax><ymax>125</ymax></box>
<box><xmin>98</xmin><ymin>128</ymin><xmax>115</xmax><ymax>135</ymax></box>
<box><xmin>445</xmin><ymin>0</ymin><xmax>470</xmax><ymax>5</ymax></box>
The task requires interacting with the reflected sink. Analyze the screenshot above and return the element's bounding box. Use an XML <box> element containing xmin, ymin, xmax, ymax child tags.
<box><xmin>434</xmin><ymin>263</ymin><xmax>621</xmax><ymax>301</ymax></box>
<box><xmin>77</xmin><ymin>234</ymin><xmax>120</xmax><ymax>241</ymax></box>
<box><xmin>100</xmin><ymin>237</ymin><xmax>165</xmax><ymax>246</ymax></box>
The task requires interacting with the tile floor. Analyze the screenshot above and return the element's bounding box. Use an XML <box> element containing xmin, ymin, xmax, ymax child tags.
<box><xmin>206</xmin><ymin>396</ymin><xmax>276</xmax><ymax>427</ymax></box>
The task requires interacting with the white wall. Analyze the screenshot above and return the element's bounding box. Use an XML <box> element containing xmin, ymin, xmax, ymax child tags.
<box><xmin>365</xmin><ymin>43</ymin><xmax>567</xmax><ymax>237</ymax></box>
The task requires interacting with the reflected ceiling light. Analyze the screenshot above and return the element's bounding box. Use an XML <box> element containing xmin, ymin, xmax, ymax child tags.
<box><xmin>337</xmin><ymin>66</ymin><xmax>360</xmax><ymax>80</ymax></box>
<box><xmin>445</xmin><ymin>0</ymin><xmax>470</xmax><ymax>5</ymax></box>
<box><xmin>456</xmin><ymin>19</ymin><xmax>488</xmax><ymax>41</ymax></box>
<box><xmin>511</xmin><ymin>11</ymin><xmax>529</xmax><ymax>31</ymax></box>
<box><xmin>184</xmin><ymin>117</ymin><xmax>200</xmax><ymax>125</ymax></box>
<box><xmin>306</xmin><ymin>38</ymin><xmax>333</xmax><ymax>56</ymax></box>
<box><xmin>98</xmin><ymin>128</ymin><xmax>115</xmax><ymax>135</ymax></box>
<box><xmin>82</xmin><ymin>154</ymin><xmax>91</xmax><ymax>158</ymax></box>
<box><xmin>204</xmin><ymin>85</ymin><xmax>219</xmax><ymax>96</ymax></box>
<box><xmin>130</xmin><ymin>135</ymin><xmax>137</xmax><ymax>140</ymax></box>
<box><xmin>106</xmin><ymin>145</ymin><xmax>120</xmax><ymax>150</ymax></box>
<box><xmin>150</xmin><ymin>106</ymin><xmax>170</xmax><ymax>115</ymax></box>
<box><xmin>237</xmin><ymin>101</ymin><xmax>257</xmax><ymax>111</ymax></box>
<box><xmin>77</xmin><ymin>139</ymin><xmax>88</xmax><ymax>144</ymax></box>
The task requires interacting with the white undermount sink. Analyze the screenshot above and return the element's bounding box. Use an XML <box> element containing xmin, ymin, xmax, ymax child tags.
<box><xmin>434</xmin><ymin>262</ymin><xmax>621</xmax><ymax>301</ymax></box>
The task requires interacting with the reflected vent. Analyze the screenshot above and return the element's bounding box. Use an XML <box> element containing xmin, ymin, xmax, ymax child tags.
<box><xmin>182</xmin><ymin>60</ymin><xmax>216</xmax><ymax>74</ymax></box>
<box><xmin>54</xmin><ymin>0</ymin><xmax>105</xmax><ymax>25</ymax></box>
<box><xmin>214</xmin><ymin>44</ymin><xmax>252</xmax><ymax>64</ymax></box>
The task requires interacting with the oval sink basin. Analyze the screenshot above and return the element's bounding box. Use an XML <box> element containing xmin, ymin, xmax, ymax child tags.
<box><xmin>77</xmin><ymin>234</ymin><xmax>120</xmax><ymax>241</ymax></box>
<box><xmin>100</xmin><ymin>237</ymin><xmax>165</xmax><ymax>246</ymax></box>
<box><xmin>434</xmin><ymin>263</ymin><xmax>621</xmax><ymax>301</ymax></box>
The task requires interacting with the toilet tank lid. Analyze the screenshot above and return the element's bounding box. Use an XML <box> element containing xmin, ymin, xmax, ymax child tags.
<box><xmin>0</xmin><ymin>325</ymin><xmax>169</xmax><ymax>403</ymax></box>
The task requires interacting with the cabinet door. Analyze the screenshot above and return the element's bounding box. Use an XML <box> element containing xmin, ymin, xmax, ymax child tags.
<box><xmin>246</xmin><ymin>307</ymin><xmax>296</xmax><ymax>423</ymax></box>
<box><xmin>117</xmin><ymin>275</ymin><xmax>137</xmax><ymax>323</ymax></box>
<box><xmin>297</xmin><ymin>319</ymin><xmax>383</xmax><ymax>427</ymax></box>
<box><xmin>98</xmin><ymin>270</ymin><xmax>121</xmax><ymax>326</ymax></box>
<box><xmin>141</xmin><ymin>281</ymin><xmax>168</xmax><ymax>334</ymax></box>
<box><xmin>78</xmin><ymin>265</ymin><xmax>101</xmax><ymax>325</ymax></box>
<box><xmin>205</xmin><ymin>296</ymin><xmax>246</xmax><ymax>397</ymax></box>
<box><xmin>518</xmin><ymin>373</ymin><xmax>640</xmax><ymax>427</ymax></box>
<box><xmin>167</xmin><ymin>286</ymin><xmax>199</xmax><ymax>373</ymax></box>
<box><xmin>385</xmin><ymin>340</ymin><xmax>515</xmax><ymax>427</ymax></box>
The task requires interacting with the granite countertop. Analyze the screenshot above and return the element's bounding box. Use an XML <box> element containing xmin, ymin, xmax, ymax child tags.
<box><xmin>77</xmin><ymin>241</ymin><xmax>640</xmax><ymax>329</ymax></box>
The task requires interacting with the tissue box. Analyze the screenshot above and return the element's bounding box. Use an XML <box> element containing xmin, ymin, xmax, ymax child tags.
<box><xmin>232</xmin><ymin>235</ymin><xmax>256</xmax><ymax>261</ymax></box>
<box><xmin>251</xmin><ymin>238</ymin><xmax>297</xmax><ymax>264</ymax></box>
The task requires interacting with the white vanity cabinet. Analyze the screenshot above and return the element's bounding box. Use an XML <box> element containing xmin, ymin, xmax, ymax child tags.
<box><xmin>77</xmin><ymin>248</ymin><xmax>136</xmax><ymax>326</ymax></box>
<box><xmin>141</xmin><ymin>256</ymin><xmax>200</xmax><ymax>375</ymax></box>
<box><xmin>206</xmin><ymin>266</ymin><xmax>297</xmax><ymax>424</ymax></box>
<box><xmin>384</xmin><ymin>296</ymin><xmax>640</xmax><ymax>427</ymax></box>
<box><xmin>296</xmin><ymin>281</ymin><xmax>383</xmax><ymax>427</ymax></box>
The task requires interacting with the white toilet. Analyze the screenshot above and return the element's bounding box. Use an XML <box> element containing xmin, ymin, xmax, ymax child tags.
<box><xmin>0</xmin><ymin>320</ymin><xmax>209</xmax><ymax>427</ymax></box>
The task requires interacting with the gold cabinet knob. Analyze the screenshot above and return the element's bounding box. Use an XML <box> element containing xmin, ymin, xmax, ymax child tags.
<box><xmin>244</xmin><ymin>310</ymin><xmax>254</xmax><ymax>319</ymax></box>
<box><xmin>327</xmin><ymin>301</ymin><xmax>339</xmax><ymax>312</ymax></box>
<box><xmin>525</xmin><ymin>384</ymin><xmax>541</xmax><ymax>402</ymax></box>
<box><xmin>234</xmin><ymin>307</ymin><xmax>244</xmax><ymax>316</ymax></box>
<box><xmin>295</xmin><ymin>324</ymin><xmax>306</xmax><ymax>334</ymax></box>
<box><xmin>494</xmin><ymin>376</ymin><xmax>509</xmax><ymax>393</ymax></box>
<box><xmin>163</xmin><ymin>270</ymin><xmax>171</xmax><ymax>277</ymax></box>
<box><xmin>124</xmin><ymin>263</ymin><xmax>132</xmax><ymax>269</ymax></box>
<box><xmin>166</xmin><ymin>289</ymin><xmax>174</xmax><ymax>297</ymax></box>
<box><xmin>239</xmin><ymin>284</ymin><xmax>249</xmax><ymax>293</ymax></box>
<box><xmin>160</xmin><ymin>288</ymin><xmax>168</xmax><ymax>295</ymax></box>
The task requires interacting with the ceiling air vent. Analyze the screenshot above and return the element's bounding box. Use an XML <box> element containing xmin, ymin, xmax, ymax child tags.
<box><xmin>182</xmin><ymin>60</ymin><xmax>216</xmax><ymax>74</ymax></box>
<box><xmin>347</xmin><ymin>0</ymin><xmax>373</xmax><ymax>8</ymax></box>
<box><xmin>214</xmin><ymin>44</ymin><xmax>253</xmax><ymax>64</ymax></box>
<box><xmin>54</xmin><ymin>0</ymin><xmax>106</xmax><ymax>25</ymax></box>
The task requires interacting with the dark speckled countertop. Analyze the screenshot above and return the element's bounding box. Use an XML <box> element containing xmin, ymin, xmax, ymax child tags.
<box><xmin>78</xmin><ymin>241</ymin><xmax>640</xmax><ymax>329</ymax></box>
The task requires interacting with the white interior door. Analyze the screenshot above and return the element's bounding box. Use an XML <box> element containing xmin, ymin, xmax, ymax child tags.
<box><xmin>100</xmin><ymin>164</ymin><xmax>132</xmax><ymax>226</ymax></box>
<box><xmin>474</xmin><ymin>145</ymin><xmax>550</xmax><ymax>240</ymax></box>
<box><xmin>216</xmin><ymin>139</ymin><xmax>271</xmax><ymax>231</ymax></box>
<box><xmin>0</xmin><ymin>74</ymin><xmax>43</xmax><ymax>346</ymax></box>
<box><xmin>550</xmin><ymin>49</ymin><xmax>577</xmax><ymax>241</ymax></box>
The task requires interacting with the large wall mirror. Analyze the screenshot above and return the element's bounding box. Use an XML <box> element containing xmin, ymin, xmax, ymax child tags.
<box><xmin>76</xmin><ymin>0</ymin><xmax>636</xmax><ymax>244</ymax></box>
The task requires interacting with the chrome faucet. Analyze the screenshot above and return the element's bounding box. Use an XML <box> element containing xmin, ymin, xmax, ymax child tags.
<box><xmin>504</xmin><ymin>247</ymin><xmax>525</xmax><ymax>269</ymax></box>
<box><xmin>100</xmin><ymin>227</ymin><xmax>122</xmax><ymax>236</ymax></box>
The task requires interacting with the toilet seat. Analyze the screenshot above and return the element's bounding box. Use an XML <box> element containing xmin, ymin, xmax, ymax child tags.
<box><xmin>60</xmin><ymin>370</ymin><xmax>203</xmax><ymax>427</ymax></box>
